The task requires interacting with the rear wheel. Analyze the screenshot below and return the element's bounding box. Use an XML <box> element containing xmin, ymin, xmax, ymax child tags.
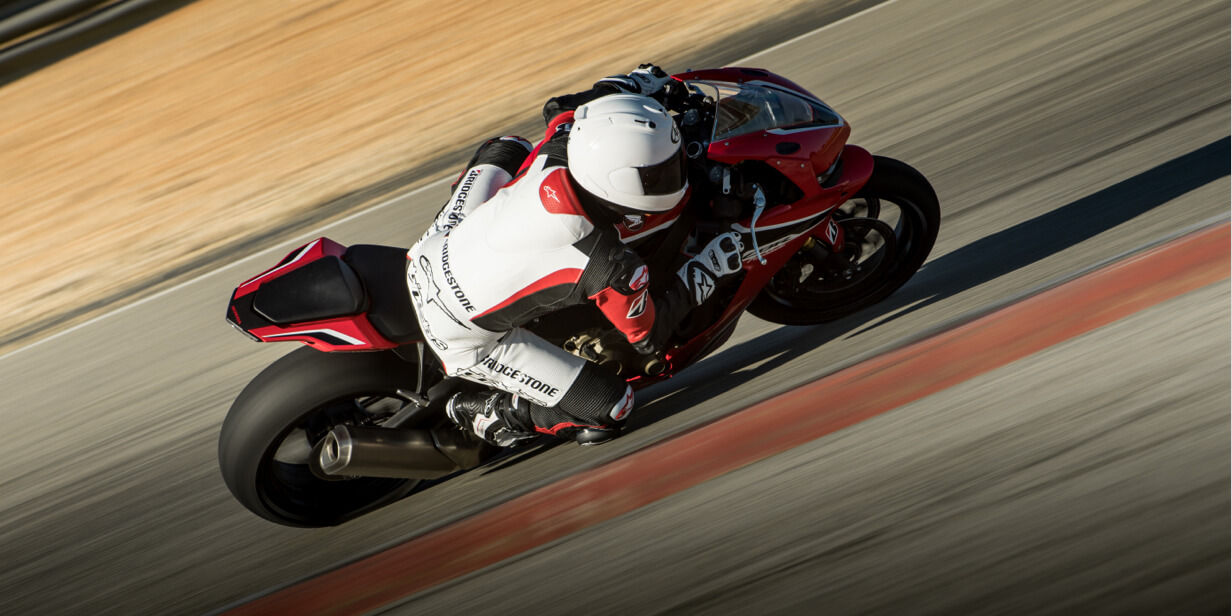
<box><xmin>218</xmin><ymin>347</ymin><xmax>431</xmax><ymax>527</ymax></box>
<box><xmin>748</xmin><ymin>156</ymin><xmax>940</xmax><ymax>325</ymax></box>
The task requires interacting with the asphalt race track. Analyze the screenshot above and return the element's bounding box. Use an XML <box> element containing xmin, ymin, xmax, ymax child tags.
<box><xmin>0</xmin><ymin>0</ymin><xmax>1228</xmax><ymax>613</ymax></box>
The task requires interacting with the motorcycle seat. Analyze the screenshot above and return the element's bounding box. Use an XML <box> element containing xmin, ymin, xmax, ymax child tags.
<box><xmin>343</xmin><ymin>244</ymin><xmax>423</xmax><ymax>344</ymax></box>
<box><xmin>252</xmin><ymin>256</ymin><xmax>367</xmax><ymax>325</ymax></box>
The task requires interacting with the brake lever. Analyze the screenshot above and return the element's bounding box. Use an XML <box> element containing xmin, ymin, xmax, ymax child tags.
<box><xmin>749</xmin><ymin>185</ymin><xmax>768</xmax><ymax>265</ymax></box>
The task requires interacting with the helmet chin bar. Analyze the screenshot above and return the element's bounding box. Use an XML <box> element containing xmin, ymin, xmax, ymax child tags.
<box><xmin>575</xmin><ymin>181</ymin><xmax>685</xmax><ymax>221</ymax></box>
<box><xmin>574</xmin><ymin>183</ymin><xmax>647</xmax><ymax>222</ymax></box>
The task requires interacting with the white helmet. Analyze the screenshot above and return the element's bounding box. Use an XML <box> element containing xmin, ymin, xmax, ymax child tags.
<box><xmin>566</xmin><ymin>94</ymin><xmax>687</xmax><ymax>214</ymax></box>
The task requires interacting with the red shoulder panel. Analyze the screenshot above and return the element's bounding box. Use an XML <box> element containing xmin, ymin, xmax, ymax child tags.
<box><xmin>539</xmin><ymin>168</ymin><xmax>587</xmax><ymax>217</ymax></box>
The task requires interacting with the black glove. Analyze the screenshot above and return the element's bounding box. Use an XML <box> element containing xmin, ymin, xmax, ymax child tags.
<box><xmin>677</xmin><ymin>232</ymin><xmax>744</xmax><ymax>305</ymax></box>
<box><xmin>629</xmin><ymin>276</ymin><xmax>692</xmax><ymax>356</ymax></box>
<box><xmin>595</xmin><ymin>63</ymin><xmax>671</xmax><ymax>95</ymax></box>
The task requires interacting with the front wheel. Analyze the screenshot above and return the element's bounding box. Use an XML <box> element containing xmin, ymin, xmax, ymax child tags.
<box><xmin>218</xmin><ymin>347</ymin><xmax>430</xmax><ymax>527</ymax></box>
<box><xmin>748</xmin><ymin>156</ymin><xmax>940</xmax><ymax>325</ymax></box>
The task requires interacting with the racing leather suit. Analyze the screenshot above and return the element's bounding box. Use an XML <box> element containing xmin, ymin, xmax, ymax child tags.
<box><xmin>406</xmin><ymin>89</ymin><xmax>681</xmax><ymax>439</ymax></box>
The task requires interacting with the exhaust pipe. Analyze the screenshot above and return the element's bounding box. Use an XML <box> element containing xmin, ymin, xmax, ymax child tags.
<box><xmin>314</xmin><ymin>425</ymin><xmax>493</xmax><ymax>480</ymax></box>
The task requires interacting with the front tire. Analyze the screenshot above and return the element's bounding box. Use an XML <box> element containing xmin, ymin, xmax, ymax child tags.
<box><xmin>748</xmin><ymin>156</ymin><xmax>940</xmax><ymax>325</ymax></box>
<box><xmin>218</xmin><ymin>346</ymin><xmax>426</xmax><ymax>527</ymax></box>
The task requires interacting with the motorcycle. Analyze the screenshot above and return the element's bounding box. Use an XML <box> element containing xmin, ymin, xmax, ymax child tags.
<box><xmin>218</xmin><ymin>67</ymin><xmax>940</xmax><ymax>527</ymax></box>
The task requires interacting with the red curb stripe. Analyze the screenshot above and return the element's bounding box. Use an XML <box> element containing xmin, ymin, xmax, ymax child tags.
<box><xmin>230</xmin><ymin>223</ymin><xmax>1229</xmax><ymax>615</ymax></box>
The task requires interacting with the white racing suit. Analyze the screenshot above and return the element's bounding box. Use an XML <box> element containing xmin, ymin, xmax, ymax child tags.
<box><xmin>406</xmin><ymin>130</ymin><xmax>667</xmax><ymax>439</ymax></box>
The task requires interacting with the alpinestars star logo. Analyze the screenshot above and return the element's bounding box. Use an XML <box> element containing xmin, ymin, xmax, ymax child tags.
<box><xmin>472</xmin><ymin>406</ymin><xmax>500</xmax><ymax>436</ymax></box>
<box><xmin>417</xmin><ymin>255</ymin><xmax>468</xmax><ymax>328</ymax></box>
<box><xmin>687</xmin><ymin>264</ymin><xmax>716</xmax><ymax>304</ymax></box>
<box><xmin>542</xmin><ymin>185</ymin><xmax>559</xmax><ymax>203</ymax></box>
<box><xmin>609</xmin><ymin>387</ymin><xmax>635</xmax><ymax>421</ymax></box>
<box><xmin>628</xmin><ymin>264</ymin><xmax>649</xmax><ymax>291</ymax></box>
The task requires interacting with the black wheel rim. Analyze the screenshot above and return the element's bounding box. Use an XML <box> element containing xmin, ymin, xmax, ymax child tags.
<box><xmin>763</xmin><ymin>193</ymin><xmax>925</xmax><ymax>311</ymax></box>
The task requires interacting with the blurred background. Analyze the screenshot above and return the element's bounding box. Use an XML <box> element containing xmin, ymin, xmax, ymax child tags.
<box><xmin>0</xmin><ymin>1</ymin><xmax>1227</xmax><ymax>614</ymax></box>
<box><xmin>0</xmin><ymin>0</ymin><xmax>859</xmax><ymax>353</ymax></box>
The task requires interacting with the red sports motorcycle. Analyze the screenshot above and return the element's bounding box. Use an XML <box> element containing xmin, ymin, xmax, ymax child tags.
<box><xmin>219</xmin><ymin>67</ymin><xmax>940</xmax><ymax>527</ymax></box>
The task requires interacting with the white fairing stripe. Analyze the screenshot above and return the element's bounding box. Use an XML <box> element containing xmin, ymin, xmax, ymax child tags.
<box><xmin>265</xmin><ymin>328</ymin><xmax>364</xmax><ymax>345</ymax></box>
<box><xmin>244</xmin><ymin>239</ymin><xmax>321</xmax><ymax>286</ymax></box>
<box><xmin>731</xmin><ymin>216</ymin><xmax>823</xmax><ymax>233</ymax></box>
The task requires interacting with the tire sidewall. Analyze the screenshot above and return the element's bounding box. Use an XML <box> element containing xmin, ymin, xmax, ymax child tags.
<box><xmin>218</xmin><ymin>346</ymin><xmax>422</xmax><ymax>526</ymax></box>
<box><xmin>748</xmin><ymin>155</ymin><xmax>940</xmax><ymax>325</ymax></box>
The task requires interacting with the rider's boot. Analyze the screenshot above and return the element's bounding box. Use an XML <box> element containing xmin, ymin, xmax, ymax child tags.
<box><xmin>446</xmin><ymin>391</ymin><xmax>538</xmax><ymax>447</ymax></box>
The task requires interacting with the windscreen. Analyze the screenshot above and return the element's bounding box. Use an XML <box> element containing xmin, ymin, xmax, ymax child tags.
<box><xmin>696</xmin><ymin>82</ymin><xmax>842</xmax><ymax>140</ymax></box>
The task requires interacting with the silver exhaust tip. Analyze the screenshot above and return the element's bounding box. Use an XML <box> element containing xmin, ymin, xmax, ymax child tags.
<box><xmin>317</xmin><ymin>427</ymin><xmax>354</xmax><ymax>476</ymax></box>
<box><xmin>314</xmin><ymin>425</ymin><xmax>468</xmax><ymax>480</ymax></box>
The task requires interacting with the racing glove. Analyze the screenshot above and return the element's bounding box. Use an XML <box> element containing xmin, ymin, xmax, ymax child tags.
<box><xmin>595</xmin><ymin>63</ymin><xmax>671</xmax><ymax>95</ymax></box>
<box><xmin>677</xmin><ymin>232</ymin><xmax>744</xmax><ymax>305</ymax></box>
<box><xmin>623</xmin><ymin>233</ymin><xmax>743</xmax><ymax>357</ymax></box>
<box><xmin>629</xmin><ymin>232</ymin><xmax>743</xmax><ymax>356</ymax></box>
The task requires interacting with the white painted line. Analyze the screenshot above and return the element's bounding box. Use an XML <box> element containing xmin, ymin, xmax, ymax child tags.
<box><xmin>738</xmin><ymin>0</ymin><xmax>904</xmax><ymax>63</ymax></box>
<box><xmin>1</xmin><ymin>0</ymin><xmax>904</xmax><ymax>363</ymax></box>
<box><xmin>0</xmin><ymin>176</ymin><xmax>452</xmax><ymax>362</ymax></box>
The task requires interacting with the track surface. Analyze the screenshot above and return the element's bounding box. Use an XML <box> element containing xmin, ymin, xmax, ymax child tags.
<box><xmin>237</xmin><ymin>224</ymin><xmax>1230</xmax><ymax>615</ymax></box>
<box><xmin>0</xmin><ymin>0</ymin><xmax>1228</xmax><ymax>613</ymax></box>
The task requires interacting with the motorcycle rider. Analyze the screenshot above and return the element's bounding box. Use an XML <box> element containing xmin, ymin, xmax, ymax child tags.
<box><xmin>406</xmin><ymin>65</ymin><xmax>744</xmax><ymax>447</ymax></box>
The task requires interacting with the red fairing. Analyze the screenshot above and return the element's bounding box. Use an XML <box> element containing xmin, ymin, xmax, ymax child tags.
<box><xmin>246</xmin><ymin>316</ymin><xmax>396</xmax><ymax>352</ymax></box>
<box><xmin>741</xmin><ymin>145</ymin><xmax>875</xmax><ymax>233</ymax></box>
<box><xmin>233</xmin><ymin>237</ymin><xmax>347</xmax><ymax>296</ymax></box>
<box><xmin>228</xmin><ymin>237</ymin><xmax>399</xmax><ymax>352</ymax></box>
<box><xmin>676</xmin><ymin>66</ymin><xmax>852</xmax><ymax>199</ymax></box>
<box><xmin>625</xmin><ymin>145</ymin><xmax>876</xmax><ymax>390</ymax></box>
<box><xmin>709</xmin><ymin>125</ymin><xmax>849</xmax><ymax>200</ymax></box>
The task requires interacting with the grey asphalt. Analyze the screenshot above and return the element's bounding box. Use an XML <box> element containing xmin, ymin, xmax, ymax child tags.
<box><xmin>0</xmin><ymin>0</ymin><xmax>1227</xmax><ymax>613</ymax></box>
<box><xmin>387</xmin><ymin>280</ymin><xmax>1230</xmax><ymax>616</ymax></box>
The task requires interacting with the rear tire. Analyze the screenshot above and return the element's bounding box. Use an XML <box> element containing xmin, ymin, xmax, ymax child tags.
<box><xmin>218</xmin><ymin>346</ymin><xmax>425</xmax><ymax>527</ymax></box>
<box><xmin>747</xmin><ymin>156</ymin><xmax>940</xmax><ymax>325</ymax></box>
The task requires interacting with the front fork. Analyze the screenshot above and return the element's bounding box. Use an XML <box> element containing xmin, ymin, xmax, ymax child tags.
<box><xmin>801</xmin><ymin>214</ymin><xmax>852</xmax><ymax>276</ymax></box>
<box><xmin>789</xmin><ymin>210</ymin><xmax>899</xmax><ymax>290</ymax></box>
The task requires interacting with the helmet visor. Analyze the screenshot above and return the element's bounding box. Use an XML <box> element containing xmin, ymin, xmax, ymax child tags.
<box><xmin>634</xmin><ymin>147</ymin><xmax>687</xmax><ymax>195</ymax></box>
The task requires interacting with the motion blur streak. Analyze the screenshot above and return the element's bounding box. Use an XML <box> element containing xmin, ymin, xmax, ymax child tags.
<box><xmin>230</xmin><ymin>223</ymin><xmax>1228</xmax><ymax>615</ymax></box>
